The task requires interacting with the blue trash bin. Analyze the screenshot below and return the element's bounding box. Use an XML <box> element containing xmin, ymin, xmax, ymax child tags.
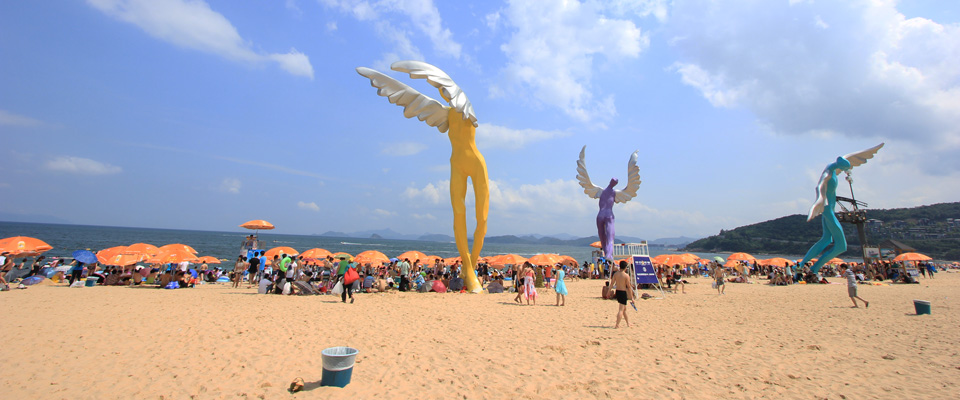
<box><xmin>913</xmin><ymin>299</ymin><xmax>931</xmax><ymax>315</ymax></box>
<box><xmin>85</xmin><ymin>277</ymin><xmax>100</xmax><ymax>287</ymax></box>
<box><xmin>320</xmin><ymin>346</ymin><xmax>359</xmax><ymax>387</ymax></box>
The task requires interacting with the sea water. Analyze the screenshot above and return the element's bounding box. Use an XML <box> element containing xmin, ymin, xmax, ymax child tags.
<box><xmin>0</xmin><ymin>221</ymin><xmax>726</xmax><ymax>269</ymax></box>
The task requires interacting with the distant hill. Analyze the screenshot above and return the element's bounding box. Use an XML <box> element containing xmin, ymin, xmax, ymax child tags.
<box><xmin>682</xmin><ymin>202</ymin><xmax>960</xmax><ymax>260</ymax></box>
<box><xmin>649</xmin><ymin>236</ymin><xmax>699</xmax><ymax>247</ymax></box>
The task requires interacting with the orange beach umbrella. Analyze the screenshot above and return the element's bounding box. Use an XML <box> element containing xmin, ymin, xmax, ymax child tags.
<box><xmin>354</xmin><ymin>250</ymin><xmax>390</xmax><ymax>265</ymax></box>
<box><xmin>559</xmin><ymin>255</ymin><xmax>578</xmax><ymax>267</ymax></box>
<box><xmin>397</xmin><ymin>250</ymin><xmax>428</xmax><ymax>262</ymax></box>
<box><xmin>125</xmin><ymin>243</ymin><xmax>159</xmax><ymax>257</ymax></box>
<box><xmin>589</xmin><ymin>241</ymin><xmax>602</xmax><ymax>248</ymax></box>
<box><xmin>421</xmin><ymin>255</ymin><xmax>443</xmax><ymax>265</ymax></box>
<box><xmin>264</xmin><ymin>246</ymin><xmax>299</xmax><ymax>261</ymax></box>
<box><xmin>727</xmin><ymin>252</ymin><xmax>756</xmax><ymax>262</ymax></box>
<box><xmin>892</xmin><ymin>252</ymin><xmax>932</xmax><ymax>262</ymax></box>
<box><xmin>148</xmin><ymin>248</ymin><xmax>199</xmax><ymax>264</ymax></box>
<box><xmin>761</xmin><ymin>257</ymin><xmax>792</xmax><ymax>267</ymax></box>
<box><xmin>301</xmin><ymin>248</ymin><xmax>333</xmax><ymax>260</ymax></box>
<box><xmin>158</xmin><ymin>243</ymin><xmax>197</xmax><ymax>254</ymax></box>
<box><xmin>197</xmin><ymin>256</ymin><xmax>221</xmax><ymax>264</ymax></box>
<box><xmin>0</xmin><ymin>236</ymin><xmax>53</xmax><ymax>257</ymax></box>
<box><xmin>489</xmin><ymin>254</ymin><xmax>528</xmax><ymax>266</ymax></box>
<box><xmin>239</xmin><ymin>219</ymin><xmax>275</xmax><ymax>230</ymax></box>
<box><xmin>97</xmin><ymin>246</ymin><xmax>145</xmax><ymax>266</ymax></box>
<box><xmin>528</xmin><ymin>253</ymin><xmax>564</xmax><ymax>266</ymax></box>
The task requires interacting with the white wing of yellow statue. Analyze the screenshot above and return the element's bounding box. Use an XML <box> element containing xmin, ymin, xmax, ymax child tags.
<box><xmin>391</xmin><ymin>60</ymin><xmax>478</xmax><ymax>127</ymax></box>
<box><xmin>576</xmin><ymin>146</ymin><xmax>602</xmax><ymax>199</ymax></box>
<box><xmin>614</xmin><ymin>150</ymin><xmax>642</xmax><ymax>204</ymax></box>
<box><xmin>356</xmin><ymin>67</ymin><xmax>451</xmax><ymax>133</ymax></box>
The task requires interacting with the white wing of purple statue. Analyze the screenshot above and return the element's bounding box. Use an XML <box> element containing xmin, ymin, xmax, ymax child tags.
<box><xmin>614</xmin><ymin>150</ymin><xmax>641</xmax><ymax>204</ymax></box>
<box><xmin>576</xmin><ymin>146</ymin><xmax>602</xmax><ymax>199</ymax></box>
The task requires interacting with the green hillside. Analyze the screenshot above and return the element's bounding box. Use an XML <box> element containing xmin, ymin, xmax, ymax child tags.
<box><xmin>682</xmin><ymin>202</ymin><xmax>960</xmax><ymax>260</ymax></box>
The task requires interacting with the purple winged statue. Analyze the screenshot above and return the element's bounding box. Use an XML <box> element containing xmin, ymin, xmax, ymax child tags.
<box><xmin>577</xmin><ymin>146</ymin><xmax>642</xmax><ymax>261</ymax></box>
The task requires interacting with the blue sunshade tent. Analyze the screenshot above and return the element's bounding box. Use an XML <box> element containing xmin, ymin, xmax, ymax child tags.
<box><xmin>72</xmin><ymin>250</ymin><xmax>98</xmax><ymax>264</ymax></box>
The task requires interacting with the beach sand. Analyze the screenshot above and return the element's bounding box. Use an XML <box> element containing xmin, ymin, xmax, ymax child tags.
<box><xmin>1</xmin><ymin>273</ymin><xmax>958</xmax><ymax>399</ymax></box>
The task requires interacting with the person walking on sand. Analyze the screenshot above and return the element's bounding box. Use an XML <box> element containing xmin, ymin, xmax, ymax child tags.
<box><xmin>714</xmin><ymin>266</ymin><xmax>725</xmax><ymax>295</ymax></box>
<box><xmin>337</xmin><ymin>257</ymin><xmax>354</xmax><ymax>303</ymax></box>
<box><xmin>512</xmin><ymin>264</ymin><xmax>525</xmax><ymax>304</ymax></box>
<box><xmin>612</xmin><ymin>261</ymin><xmax>635</xmax><ymax>328</ymax></box>
<box><xmin>843</xmin><ymin>265</ymin><xmax>869</xmax><ymax>308</ymax></box>
<box><xmin>523</xmin><ymin>262</ymin><xmax>537</xmax><ymax>305</ymax></box>
<box><xmin>554</xmin><ymin>265</ymin><xmax>568</xmax><ymax>306</ymax></box>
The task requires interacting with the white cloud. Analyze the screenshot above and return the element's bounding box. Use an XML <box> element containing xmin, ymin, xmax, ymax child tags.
<box><xmin>667</xmin><ymin>0</ymin><xmax>960</xmax><ymax>171</ymax></box>
<box><xmin>44</xmin><ymin>156</ymin><xmax>122</xmax><ymax>175</ymax></box>
<box><xmin>382</xmin><ymin>141</ymin><xmax>427</xmax><ymax>156</ymax></box>
<box><xmin>476</xmin><ymin>123</ymin><xmax>570</xmax><ymax>150</ymax></box>
<box><xmin>492</xmin><ymin>0</ymin><xmax>649</xmax><ymax>122</ymax></box>
<box><xmin>219</xmin><ymin>178</ymin><xmax>241</xmax><ymax>194</ymax></box>
<box><xmin>269</xmin><ymin>49</ymin><xmax>315</xmax><ymax>78</ymax></box>
<box><xmin>87</xmin><ymin>0</ymin><xmax>314</xmax><ymax>78</ymax></box>
<box><xmin>600</xmin><ymin>0</ymin><xmax>668</xmax><ymax>21</ymax></box>
<box><xmin>298</xmin><ymin>201</ymin><xmax>320</xmax><ymax>211</ymax></box>
<box><xmin>373</xmin><ymin>208</ymin><xmax>396</xmax><ymax>217</ymax></box>
<box><xmin>0</xmin><ymin>110</ymin><xmax>43</xmax><ymax>127</ymax></box>
<box><xmin>668</xmin><ymin>63</ymin><xmax>744</xmax><ymax>108</ymax></box>
<box><xmin>411</xmin><ymin>213</ymin><xmax>436</xmax><ymax>220</ymax></box>
<box><xmin>403</xmin><ymin>181</ymin><xmax>445</xmax><ymax>205</ymax></box>
<box><xmin>320</xmin><ymin>0</ymin><xmax>462</xmax><ymax>60</ymax></box>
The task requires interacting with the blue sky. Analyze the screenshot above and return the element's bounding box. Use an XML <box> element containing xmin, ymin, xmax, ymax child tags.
<box><xmin>1</xmin><ymin>0</ymin><xmax>959</xmax><ymax>240</ymax></box>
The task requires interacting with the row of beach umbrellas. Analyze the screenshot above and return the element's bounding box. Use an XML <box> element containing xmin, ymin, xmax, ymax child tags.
<box><xmin>252</xmin><ymin>246</ymin><xmax>578</xmax><ymax>267</ymax></box>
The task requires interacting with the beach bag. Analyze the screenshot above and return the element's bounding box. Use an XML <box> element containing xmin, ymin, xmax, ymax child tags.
<box><xmin>344</xmin><ymin>268</ymin><xmax>359</xmax><ymax>285</ymax></box>
<box><xmin>282</xmin><ymin>281</ymin><xmax>292</xmax><ymax>295</ymax></box>
<box><xmin>331</xmin><ymin>281</ymin><xmax>344</xmax><ymax>295</ymax></box>
<box><xmin>711</xmin><ymin>281</ymin><xmax>717</xmax><ymax>289</ymax></box>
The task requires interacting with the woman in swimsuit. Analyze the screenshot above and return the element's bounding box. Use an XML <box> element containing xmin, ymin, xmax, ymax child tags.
<box><xmin>523</xmin><ymin>262</ymin><xmax>537</xmax><ymax>305</ymax></box>
<box><xmin>513</xmin><ymin>264</ymin><xmax>524</xmax><ymax>304</ymax></box>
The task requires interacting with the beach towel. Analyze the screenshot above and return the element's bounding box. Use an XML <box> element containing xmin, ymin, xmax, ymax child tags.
<box><xmin>292</xmin><ymin>281</ymin><xmax>321</xmax><ymax>295</ymax></box>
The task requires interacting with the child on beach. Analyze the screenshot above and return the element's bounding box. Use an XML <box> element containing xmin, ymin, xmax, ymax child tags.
<box><xmin>843</xmin><ymin>265</ymin><xmax>869</xmax><ymax>308</ymax></box>
<box><xmin>714</xmin><ymin>267</ymin><xmax>725</xmax><ymax>295</ymax></box>
<box><xmin>554</xmin><ymin>266</ymin><xmax>567</xmax><ymax>306</ymax></box>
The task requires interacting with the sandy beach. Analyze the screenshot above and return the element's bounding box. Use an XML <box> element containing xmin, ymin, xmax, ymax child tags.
<box><xmin>2</xmin><ymin>273</ymin><xmax>958</xmax><ymax>399</ymax></box>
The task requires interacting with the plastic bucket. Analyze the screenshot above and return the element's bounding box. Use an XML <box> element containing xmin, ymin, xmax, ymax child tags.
<box><xmin>913</xmin><ymin>300</ymin><xmax>931</xmax><ymax>315</ymax></box>
<box><xmin>320</xmin><ymin>346</ymin><xmax>359</xmax><ymax>387</ymax></box>
<box><xmin>85</xmin><ymin>277</ymin><xmax>100</xmax><ymax>287</ymax></box>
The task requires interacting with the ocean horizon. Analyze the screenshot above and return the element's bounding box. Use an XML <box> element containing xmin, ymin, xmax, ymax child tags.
<box><xmin>3</xmin><ymin>221</ymin><xmax>809</xmax><ymax>268</ymax></box>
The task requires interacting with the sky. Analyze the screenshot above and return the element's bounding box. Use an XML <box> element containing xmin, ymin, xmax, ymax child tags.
<box><xmin>1</xmin><ymin>0</ymin><xmax>959</xmax><ymax>240</ymax></box>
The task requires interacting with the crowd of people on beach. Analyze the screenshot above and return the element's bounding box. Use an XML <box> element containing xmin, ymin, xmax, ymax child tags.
<box><xmin>1</xmin><ymin>245</ymin><xmax>951</xmax><ymax>303</ymax></box>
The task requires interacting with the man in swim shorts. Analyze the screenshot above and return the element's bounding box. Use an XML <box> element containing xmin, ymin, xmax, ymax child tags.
<box><xmin>611</xmin><ymin>261</ymin><xmax>635</xmax><ymax>328</ymax></box>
